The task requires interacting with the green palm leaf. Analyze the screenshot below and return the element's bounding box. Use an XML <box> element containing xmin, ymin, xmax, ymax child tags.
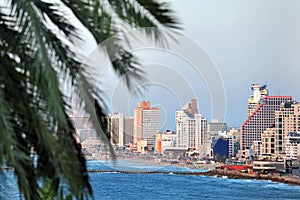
<box><xmin>0</xmin><ymin>0</ymin><xmax>180</xmax><ymax>199</ymax></box>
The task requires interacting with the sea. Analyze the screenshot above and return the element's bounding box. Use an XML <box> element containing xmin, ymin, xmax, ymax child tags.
<box><xmin>1</xmin><ymin>159</ymin><xmax>300</xmax><ymax>200</ymax></box>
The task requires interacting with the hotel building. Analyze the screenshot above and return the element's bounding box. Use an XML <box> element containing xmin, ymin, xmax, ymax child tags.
<box><xmin>241</xmin><ymin>84</ymin><xmax>292</xmax><ymax>150</ymax></box>
<box><xmin>133</xmin><ymin>101</ymin><xmax>160</xmax><ymax>144</ymax></box>
<box><xmin>275</xmin><ymin>101</ymin><xmax>300</xmax><ymax>154</ymax></box>
<box><xmin>176</xmin><ymin>99</ymin><xmax>207</xmax><ymax>151</ymax></box>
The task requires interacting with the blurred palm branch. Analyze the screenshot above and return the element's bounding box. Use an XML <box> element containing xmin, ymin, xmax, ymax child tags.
<box><xmin>0</xmin><ymin>0</ymin><xmax>180</xmax><ymax>199</ymax></box>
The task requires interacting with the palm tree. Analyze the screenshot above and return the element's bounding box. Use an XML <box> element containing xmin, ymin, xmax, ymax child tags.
<box><xmin>0</xmin><ymin>0</ymin><xmax>180</xmax><ymax>199</ymax></box>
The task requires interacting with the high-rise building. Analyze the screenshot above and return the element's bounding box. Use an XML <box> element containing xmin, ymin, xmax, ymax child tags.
<box><xmin>228</xmin><ymin>128</ymin><xmax>240</xmax><ymax>158</ymax></box>
<box><xmin>275</xmin><ymin>101</ymin><xmax>300</xmax><ymax>154</ymax></box>
<box><xmin>208</xmin><ymin>119</ymin><xmax>227</xmax><ymax>149</ymax></box>
<box><xmin>228</xmin><ymin>135</ymin><xmax>240</xmax><ymax>158</ymax></box>
<box><xmin>69</xmin><ymin>98</ymin><xmax>96</xmax><ymax>142</ymax></box>
<box><xmin>125</xmin><ymin>116</ymin><xmax>134</xmax><ymax>145</ymax></box>
<box><xmin>108</xmin><ymin>113</ymin><xmax>124</xmax><ymax>147</ymax></box>
<box><xmin>176</xmin><ymin>99</ymin><xmax>207</xmax><ymax>151</ymax></box>
<box><xmin>133</xmin><ymin>101</ymin><xmax>160</xmax><ymax>144</ymax></box>
<box><xmin>247</xmin><ymin>84</ymin><xmax>268</xmax><ymax>116</ymax></box>
<box><xmin>241</xmin><ymin>85</ymin><xmax>292</xmax><ymax>150</ymax></box>
<box><xmin>208</xmin><ymin>119</ymin><xmax>227</xmax><ymax>138</ymax></box>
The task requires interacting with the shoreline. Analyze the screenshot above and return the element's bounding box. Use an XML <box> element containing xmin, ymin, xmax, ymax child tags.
<box><xmin>88</xmin><ymin>166</ymin><xmax>300</xmax><ymax>186</ymax></box>
<box><xmin>91</xmin><ymin>158</ymin><xmax>300</xmax><ymax>186</ymax></box>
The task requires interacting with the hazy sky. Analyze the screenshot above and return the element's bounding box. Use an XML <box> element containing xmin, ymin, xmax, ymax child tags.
<box><xmin>83</xmin><ymin>0</ymin><xmax>300</xmax><ymax>131</ymax></box>
<box><xmin>168</xmin><ymin>0</ymin><xmax>300</xmax><ymax>127</ymax></box>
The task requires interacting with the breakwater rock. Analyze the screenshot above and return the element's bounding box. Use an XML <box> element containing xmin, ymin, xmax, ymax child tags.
<box><xmin>87</xmin><ymin>169</ymin><xmax>300</xmax><ymax>186</ymax></box>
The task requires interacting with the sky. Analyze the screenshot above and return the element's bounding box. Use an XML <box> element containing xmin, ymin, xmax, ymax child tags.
<box><xmin>166</xmin><ymin>0</ymin><xmax>300</xmax><ymax>127</ymax></box>
<box><xmin>80</xmin><ymin>0</ymin><xmax>300</xmax><ymax>131</ymax></box>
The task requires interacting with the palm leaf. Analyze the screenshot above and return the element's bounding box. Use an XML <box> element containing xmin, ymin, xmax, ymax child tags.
<box><xmin>0</xmin><ymin>0</ymin><xmax>181</xmax><ymax>199</ymax></box>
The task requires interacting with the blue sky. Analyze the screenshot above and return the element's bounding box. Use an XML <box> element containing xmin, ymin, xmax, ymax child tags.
<box><xmin>167</xmin><ymin>0</ymin><xmax>300</xmax><ymax>127</ymax></box>
<box><xmin>83</xmin><ymin>0</ymin><xmax>300</xmax><ymax>131</ymax></box>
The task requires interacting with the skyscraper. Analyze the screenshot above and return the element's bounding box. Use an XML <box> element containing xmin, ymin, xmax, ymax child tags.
<box><xmin>133</xmin><ymin>101</ymin><xmax>160</xmax><ymax>144</ymax></box>
<box><xmin>241</xmin><ymin>84</ymin><xmax>292</xmax><ymax>150</ymax></box>
<box><xmin>208</xmin><ymin>119</ymin><xmax>227</xmax><ymax>148</ymax></box>
<box><xmin>176</xmin><ymin>99</ymin><xmax>207</xmax><ymax>151</ymax></box>
<box><xmin>69</xmin><ymin>98</ymin><xmax>95</xmax><ymax>142</ymax></box>
<box><xmin>275</xmin><ymin>101</ymin><xmax>300</xmax><ymax>154</ymax></box>
<box><xmin>125</xmin><ymin>116</ymin><xmax>134</xmax><ymax>145</ymax></box>
<box><xmin>108</xmin><ymin>113</ymin><xmax>124</xmax><ymax>147</ymax></box>
<box><xmin>208</xmin><ymin>119</ymin><xmax>227</xmax><ymax>138</ymax></box>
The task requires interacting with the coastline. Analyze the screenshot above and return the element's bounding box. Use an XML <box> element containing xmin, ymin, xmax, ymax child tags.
<box><xmin>89</xmin><ymin>155</ymin><xmax>300</xmax><ymax>186</ymax></box>
<box><xmin>205</xmin><ymin>169</ymin><xmax>300</xmax><ymax>186</ymax></box>
<box><xmin>88</xmin><ymin>168</ymin><xmax>300</xmax><ymax>186</ymax></box>
<box><xmin>90</xmin><ymin>158</ymin><xmax>300</xmax><ymax>186</ymax></box>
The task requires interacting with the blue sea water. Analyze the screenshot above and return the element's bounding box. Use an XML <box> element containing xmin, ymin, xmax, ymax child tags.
<box><xmin>1</xmin><ymin>160</ymin><xmax>300</xmax><ymax>199</ymax></box>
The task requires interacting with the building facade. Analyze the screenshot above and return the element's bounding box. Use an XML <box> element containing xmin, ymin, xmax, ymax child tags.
<box><xmin>208</xmin><ymin>119</ymin><xmax>227</xmax><ymax>150</ymax></box>
<box><xmin>133</xmin><ymin>101</ymin><xmax>160</xmax><ymax>144</ymax></box>
<box><xmin>125</xmin><ymin>116</ymin><xmax>134</xmax><ymax>145</ymax></box>
<box><xmin>208</xmin><ymin>119</ymin><xmax>227</xmax><ymax>138</ymax></box>
<box><xmin>176</xmin><ymin>99</ymin><xmax>207</xmax><ymax>151</ymax></box>
<box><xmin>275</xmin><ymin>101</ymin><xmax>300</xmax><ymax>154</ymax></box>
<box><xmin>69</xmin><ymin>98</ymin><xmax>96</xmax><ymax>142</ymax></box>
<box><xmin>247</xmin><ymin>84</ymin><xmax>268</xmax><ymax>116</ymax></box>
<box><xmin>286</xmin><ymin>132</ymin><xmax>300</xmax><ymax>160</ymax></box>
<box><xmin>241</xmin><ymin>90</ymin><xmax>292</xmax><ymax>150</ymax></box>
<box><xmin>261</xmin><ymin>127</ymin><xmax>276</xmax><ymax>156</ymax></box>
<box><xmin>108</xmin><ymin>113</ymin><xmax>124</xmax><ymax>147</ymax></box>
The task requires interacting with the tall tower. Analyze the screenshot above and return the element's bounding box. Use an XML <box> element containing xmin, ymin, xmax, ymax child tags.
<box><xmin>69</xmin><ymin>98</ymin><xmax>95</xmax><ymax>142</ymax></box>
<box><xmin>208</xmin><ymin>119</ymin><xmax>227</xmax><ymax>148</ymax></box>
<box><xmin>108</xmin><ymin>113</ymin><xmax>124</xmax><ymax>147</ymax></box>
<box><xmin>275</xmin><ymin>101</ymin><xmax>300</xmax><ymax>154</ymax></box>
<box><xmin>125</xmin><ymin>116</ymin><xmax>134</xmax><ymax>145</ymax></box>
<box><xmin>241</xmin><ymin>85</ymin><xmax>292</xmax><ymax>150</ymax></box>
<box><xmin>176</xmin><ymin>99</ymin><xmax>207</xmax><ymax>151</ymax></box>
<box><xmin>133</xmin><ymin>101</ymin><xmax>160</xmax><ymax>144</ymax></box>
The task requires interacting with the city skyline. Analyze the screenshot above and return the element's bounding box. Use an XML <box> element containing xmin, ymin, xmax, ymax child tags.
<box><xmin>109</xmin><ymin>83</ymin><xmax>297</xmax><ymax>132</ymax></box>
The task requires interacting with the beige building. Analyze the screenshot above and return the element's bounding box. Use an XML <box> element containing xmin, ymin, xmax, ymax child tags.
<box><xmin>241</xmin><ymin>91</ymin><xmax>292</xmax><ymax>150</ymax></box>
<box><xmin>69</xmin><ymin>98</ymin><xmax>96</xmax><ymax>142</ymax></box>
<box><xmin>125</xmin><ymin>116</ymin><xmax>134</xmax><ymax>145</ymax></box>
<box><xmin>227</xmin><ymin>128</ymin><xmax>240</xmax><ymax>142</ymax></box>
<box><xmin>133</xmin><ymin>101</ymin><xmax>160</xmax><ymax>144</ymax></box>
<box><xmin>137</xmin><ymin>140</ymin><xmax>148</xmax><ymax>154</ymax></box>
<box><xmin>261</xmin><ymin>128</ymin><xmax>276</xmax><ymax>156</ymax></box>
<box><xmin>108</xmin><ymin>113</ymin><xmax>124</xmax><ymax>147</ymax></box>
<box><xmin>275</xmin><ymin>101</ymin><xmax>300</xmax><ymax>154</ymax></box>
<box><xmin>176</xmin><ymin>99</ymin><xmax>207</xmax><ymax>152</ymax></box>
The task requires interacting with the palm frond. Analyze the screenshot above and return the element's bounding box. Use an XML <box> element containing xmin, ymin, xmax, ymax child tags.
<box><xmin>0</xmin><ymin>0</ymin><xmax>181</xmax><ymax>199</ymax></box>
